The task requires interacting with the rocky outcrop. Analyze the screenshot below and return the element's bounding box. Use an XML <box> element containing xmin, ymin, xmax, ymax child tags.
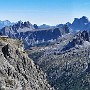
<box><xmin>0</xmin><ymin>37</ymin><xmax>54</xmax><ymax>90</ymax></box>
<box><xmin>81</xmin><ymin>30</ymin><xmax>89</xmax><ymax>41</ymax></box>
<box><xmin>62</xmin><ymin>30</ymin><xmax>89</xmax><ymax>51</ymax></box>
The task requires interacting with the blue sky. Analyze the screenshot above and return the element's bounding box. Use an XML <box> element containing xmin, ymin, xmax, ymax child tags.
<box><xmin>0</xmin><ymin>0</ymin><xmax>90</xmax><ymax>25</ymax></box>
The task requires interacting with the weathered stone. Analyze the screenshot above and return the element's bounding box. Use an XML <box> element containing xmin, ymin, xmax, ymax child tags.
<box><xmin>0</xmin><ymin>37</ymin><xmax>54</xmax><ymax>90</ymax></box>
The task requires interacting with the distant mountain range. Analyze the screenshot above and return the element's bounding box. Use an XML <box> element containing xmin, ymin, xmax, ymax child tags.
<box><xmin>0</xmin><ymin>16</ymin><xmax>90</xmax><ymax>31</ymax></box>
<box><xmin>0</xmin><ymin>20</ymin><xmax>14</xmax><ymax>29</ymax></box>
<box><xmin>38</xmin><ymin>24</ymin><xmax>51</xmax><ymax>29</ymax></box>
<box><xmin>0</xmin><ymin>21</ymin><xmax>69</xmax><ymax>49</ymax></box>
<box><xmin>0</xmin><ymin>16</ymin><xmax>90</xmax><ymax>49</ymax></box>
<box><xmin>57</xmin><ymin>16</ymin><xmax>90</xmax><ymax>32</ymax></box>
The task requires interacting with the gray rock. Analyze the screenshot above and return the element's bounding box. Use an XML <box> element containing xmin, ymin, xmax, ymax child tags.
<box><xmin>0</xmin><ymin>37</ymin><xmax>54</xmax><ymax>90</ymax></box>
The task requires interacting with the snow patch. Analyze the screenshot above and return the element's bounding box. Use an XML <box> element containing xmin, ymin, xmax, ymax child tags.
<box><xmin>83</xmin><ymin>41</ymin><xmax>90</xmax><ymax>47</ymax></box>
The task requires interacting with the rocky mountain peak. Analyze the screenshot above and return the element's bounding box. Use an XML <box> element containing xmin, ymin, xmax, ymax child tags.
<box><xmin>13</xmin><ymin>21</ymin><xmax>34</xmax><ymax>29</ymax></box>
<box><xmin>72</xmin><ymin>16</ymin><xmax>89</xmax><ymax>25</ymax></box>
<box><xmin>24</xmin><ymin>21</ymin><xmax>32</xmax><ymax>28</ymax></box>
<box><xmin>68</xmin><ymin>16</ymin><xmax>90</xmax><ymax>31</ymax></box>
<box><xmin>33</xmin><ymin>24</ymin><xmax>38</xmax><ymax>29</ymax></box>
<box><xmin>80</xmin><ymin>16</ymin><xmax>89</xmax><ymax>23</ymax></box>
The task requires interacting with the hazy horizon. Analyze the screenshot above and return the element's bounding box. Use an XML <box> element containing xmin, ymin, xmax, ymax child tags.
<box><xmin>0</xmin><ymin>0</ymin><xmax>90</xmax><ymax>25</ymax></box>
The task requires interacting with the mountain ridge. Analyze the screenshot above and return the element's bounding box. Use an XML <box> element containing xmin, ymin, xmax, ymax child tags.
<box><xmin>0</xmin><ymin>21</ymin><xmax>69</xmax><ymax>49</ymax></box>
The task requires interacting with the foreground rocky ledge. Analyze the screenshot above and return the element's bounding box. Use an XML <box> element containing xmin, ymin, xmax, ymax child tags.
<box><xmin>0</xmin><ymin>36</ymin><xmax>54</xmax><ymax>90</ymax></box>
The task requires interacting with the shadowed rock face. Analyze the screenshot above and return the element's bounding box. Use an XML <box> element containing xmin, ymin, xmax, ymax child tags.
<box><xmin>62</xmin><ymin>30</ymin><xmax>89</xmax><ymax>51</ymax></box>
<box><xmin>62</xmin><ymin>25</ymin><xmax>69</xmax><ymax>34</ymax></box>
<box><xmin>0</xmin><ymin>37</ymin><xmax>54</xmax><ymax>90</ymax></box>
<box><xmin>81</xmin><ymin>30</ymin><xmax>89</xmax><ymax>41</ymax></box>
<box><xmin>34</xmin><ymin>24</ymin><xmax>38</xmax><ymax>29</ymax></box>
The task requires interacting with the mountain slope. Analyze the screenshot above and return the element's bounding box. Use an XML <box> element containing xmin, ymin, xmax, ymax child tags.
<box><xmin>0</xmin><ymin>36</ymin><xmax>54</xmax><ymax>90</ymax></box>
<box><xmin>28</xmin><ymin>31</ymin><xmax>90</xmax><ymax>90</ymax></box>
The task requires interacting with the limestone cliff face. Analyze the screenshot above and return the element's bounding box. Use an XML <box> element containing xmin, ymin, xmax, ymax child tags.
<box><xmin>0</xmin><ymin>37</ymin><xmax>54</xmax><ymax>90</ymax></box>
<box><xmin>1</xmin><ymin>26</ymin><xmax>62</xmax><ymax>48</ymax></box>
